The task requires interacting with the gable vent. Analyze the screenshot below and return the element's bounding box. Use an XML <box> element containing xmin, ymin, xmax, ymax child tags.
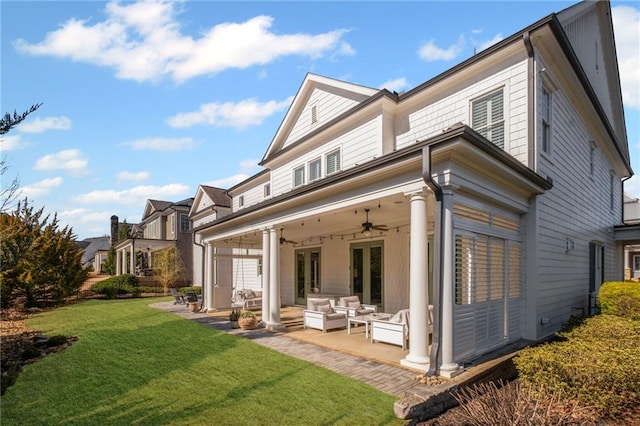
<box><xmin>311</xmin><ymin>105</ymin><xmax>318</xmax><ymax>124</ymax></box>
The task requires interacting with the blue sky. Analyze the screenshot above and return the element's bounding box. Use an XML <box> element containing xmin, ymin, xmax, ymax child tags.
<box><xmin>2</xmin><ymin>0</ymin><xmax>639</xmax><ymax>240</ymax></box>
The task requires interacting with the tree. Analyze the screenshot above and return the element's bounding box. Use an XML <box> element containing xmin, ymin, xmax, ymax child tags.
<box><xmin>0</xmin><ymin>198</ymin><xmax>88</xmax><ymax>308</ymax></box>
<box><xmin>102</xmin><ymin>247</ymin><xmax>116</xmax><ymax>275</ymax></box>
<box><xmin>152</xmin><ymin>246</ymin><xmax>187</xmax><ymax>295</ymax></box>
<box><xmin>1</xmin><ymin>103</ymin><xmax>42</xmax><ymax>212</ymax></box>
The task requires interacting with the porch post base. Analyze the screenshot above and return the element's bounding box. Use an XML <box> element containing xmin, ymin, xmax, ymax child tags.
<box><xmin>438</xmin><ymin>363</ymin><xmax>463</xmax><ymax>378</ymax></box>
<box><xmin>205</xmin><ymin>308</ymin><xmax>218</xmax><ymax>313</ymax></box>
<box><xmin>401</xmin><ymin>357</ymin><xmax>429</xmax><ymax>372</ymax></box>
<box><xmin>266</xmin><ymin>322</ymin><xmax>285</xmax><ymax>331</ymax></box>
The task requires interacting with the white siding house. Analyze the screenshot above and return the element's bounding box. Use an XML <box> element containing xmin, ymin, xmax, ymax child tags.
<box><xmin>193</xmin><ymin>1</ymin><xmax>631</xmax><ymax>376</ymax></box>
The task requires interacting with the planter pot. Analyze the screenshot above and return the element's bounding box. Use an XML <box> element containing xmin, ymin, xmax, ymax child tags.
<box><xmin>230</xmin><ymin>320</ymin><xmax>240</xmax><ymax>329</ymax></box>
<box><xmin>187</xmin><ymin>302</ymin><xmax>199</xmax><ymax>313</ymax></box>
<box><xmin>238</xmin><ymin>317</ymin><xmax>257</xmax><ymax>330</ymax></box>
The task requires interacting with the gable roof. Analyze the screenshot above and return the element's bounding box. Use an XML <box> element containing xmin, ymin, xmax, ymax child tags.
<box><xmin>142</xmin><ymin>198</ymin><xmax>194</xmax><ymax>221</ymax></box>
<box><xmin>79</xmin><ymin>236</ymin><xmax>110</xmax><ymax>266</ymax></box>
<box><xmin>189</xmin><ymin>185</ymin><xmax>232</xmax><ymax>217</ymax></box>
<box><xmin>261</xmin><ymin>73</ymin><xmax>379</xmax><ymax>163</ymax></box>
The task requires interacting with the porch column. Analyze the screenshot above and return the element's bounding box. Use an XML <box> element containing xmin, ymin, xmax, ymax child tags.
<box><xmin>116</xmin><ymin>249</ymin><xmax>121</xmax><ymax>275</ymax></box>
<box><xmin>401</xmin><ymin>191</ymin><xmax>430</xmax><ymax>371</ymax></box>
<box><xmin>121</xmin><ymin>250</ymin><xmax>127</xmax><ymax>274</ymax></box>
<box><xmin>129</xmin><ymin>245</ymin><xmax>135</xmax><ymax>275</ymax></box>
<box><xmin>261</xmin><ymin>228</ymin><xmax>271</xmax><ymax>325</ymax></box>
<box><xmin>439</xmin><ymin>188</ymin><xmax>461</xmax><ymax>377</ymax></box>
<box><xmin>268</xmin><ymin>227</ymin><xmax>284</xmax><ymax>329</ymax></box>
<box><xmin>205</xmin><ymin>242</ymin><xmax>215</xmax><ymax>311</ymax></box>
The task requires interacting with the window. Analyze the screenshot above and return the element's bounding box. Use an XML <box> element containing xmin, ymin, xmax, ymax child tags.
<box><xmin>541</xmin><ymin>86</ymin><xmax>552</xmax><ymax>154</ymax></box>
<box><xmin>472</xmin><ymin>89</ymin><xmax>504</xmax><ymax>149</ymax></box>
<box><xmin>170</xmin><ymin>214</ymin><xmax>175</xmax><ymax>234</ymax></box>
<box><xmin>309</xmin><ymin>158</ymin><xmax>321</xmax><ymax>182</ymax></box>
<box><xmin>633</xmin><ymin>255</ymin><xmax>640</xmax><ymax>272</ymax></box>
<box><xmin>293</xmin><ymin>165</ymin><xmax>305</xmax><ymax>187</ymax></box>
<box><xmin>180</xmin><ymin>214</ymin><xmax>190</xmax><ymax>232</ymax></box>
<box><xmin>610</xmin><ymin>171</ymin><xmax>615</xmax><ymax>211</ymax></box>
<box><xmin>264</xmin><ymin>183</ymin><xmax>271</xmax><ymax>197</ymax></box>
<box><xmin>326</xmin><ymin>149</ymin><xmax>341</xmax><ymax>175</ymax></box>
<box><xmin>589</xmin><ymin>142</ymin><xmax>596</xmax><ymax>176</ymax></box>
<box><xmin>239</xmin><ymin>195</ymin><xmax>244</xmax><ymax>208</ymax></box>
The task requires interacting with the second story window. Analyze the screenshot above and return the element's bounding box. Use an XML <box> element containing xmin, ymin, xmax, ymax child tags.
<box><xmin>589</xmin><ymin>142</ymin><xmax>596</xmax><ymax>177</ymax></box>
<box><xmin>293</xmin><ymin>165</ymin><xmax>305</xmax><ymax>188</ymax></box>
<box><xmin>309</xmin><ymin>158</ymin><xmax>321</xmax><ymax>182</ymax></box>
<box><xmin>180</xmin><ymin>214</ymin><xmax>190</xmax><ymax>232</ymax></box>
<box><xmin>264</xmin><ymin>183</ymin><xmax>271</xmax><ymax>197</ymax></box>
<box><xmin>326</xmin><ymin>148</ymin><xmax>341</xmax><ymax>175</ymax></box>
<box><xmin>472</xmin><ymin>89</ymin><xmax>504</xmax><ymax>149</ymax></box>
<box><xmin>239</xmin><ymin>195</ymin><xmax>244</xmax><ymax>208</ymax></box>
<box><xmin>541</xmin><ymin>86</ymin><xmax>552</xmax><ymax>154</ymax></box>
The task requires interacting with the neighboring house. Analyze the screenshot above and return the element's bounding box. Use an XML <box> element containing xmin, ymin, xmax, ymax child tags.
<box><xmin>78</xmin><ymin>236</ymin><xmax>111</xmax><ymax>271</ymax></box>
<box><xmin>621</xmin><ymin>193</ymin><xmax>640</xmax><ymax>280</ymax></box>
<box><xmin>193</xmin><ymin>0</ymin><xmax>632</xmax><ymax>376</ymax></box>
<box><xmin>113</xmin><ymin>198</ymin><xmax>194</xmax><ymax>284</ymax></box>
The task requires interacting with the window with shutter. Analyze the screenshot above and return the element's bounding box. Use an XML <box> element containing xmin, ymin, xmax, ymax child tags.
<box><xmin>472</xmin><ymin>89</ymin><xmax>504</xmax><ymax>149</ymax></box>
<box><xmin>309</xmin><ymin>158</ymin><xmax>321</xmax><ymax>182</ymax></box>
<box><xmin>293</xmin><ymin>166</ymin><xmax>305</xmax><ymax>187</ymax></box>
<box><xmin>326</xmin><ymin>149</ymin><xmax>341</xmax><ymax>175</ymax></box>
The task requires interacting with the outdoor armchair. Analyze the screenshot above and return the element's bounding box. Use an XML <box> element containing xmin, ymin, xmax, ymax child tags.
<box><xmin>334</xmin><ymin>295</ymin><xmax>377</xmax><ymax>317</ymax></box>
<box><xmin>303</xmin><ymin>297</ymin><xmax>348</xmax><ymax>333</ymax></box>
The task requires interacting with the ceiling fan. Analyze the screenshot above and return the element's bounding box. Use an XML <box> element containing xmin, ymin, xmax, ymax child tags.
<box><xmin>279</xmin><ymin>228</ymin><xmax>297</xmax><ymax>245</ymax></box>
<box><xmin>360</xmin><ymin>208</ymin><xmax>388</xmax><ymax>234</ymax></box>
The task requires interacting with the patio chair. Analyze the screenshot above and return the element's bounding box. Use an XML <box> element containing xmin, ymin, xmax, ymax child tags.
<box><xmin>184</xmin><ymin>290</ymin><xmax>199</xmax><ymax>303</ymax></box>
<box><xmin>170</xmin><ymin>288</ymin><xmax>185</xmax><ymax>305</ymax></box>
<box><xmin>334</xmin><ymin>295</ymin><xmax>377</xmax><ymax>317</ymax></box>
<box><xmin>303</xmin><ymin>297</ymin><xmax>348</xmax><ymax>333</ymax></box>
<box><xmin>370</xmin><ymin>306</ymin><xmax>433</xmax><ymax>350</ymax></box>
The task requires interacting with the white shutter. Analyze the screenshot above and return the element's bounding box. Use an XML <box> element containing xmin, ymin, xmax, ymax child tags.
<box><xmin>326</xmin><ymin>149</ymin><xmax>341</xmax><ymax>175</ymax></box>
<box><xmin>309</xmin><ymin>158</ymin><xmax>321</xmax><ymax>182</ymax></box>
<box><xmin>293</xmin><ymin>166</ymin><xmax>305</xmax><ymax>187</ymax></box>
<box><xmin>472</xmin><ymin>89</ymin><xmax>504</xmax><ymax>149</ymax></box>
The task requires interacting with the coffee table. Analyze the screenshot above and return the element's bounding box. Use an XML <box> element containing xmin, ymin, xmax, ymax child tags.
<box><xmin>347</xmin><ymin>313</ymin><xmax>390</xmax><ymax>339</ymax></box>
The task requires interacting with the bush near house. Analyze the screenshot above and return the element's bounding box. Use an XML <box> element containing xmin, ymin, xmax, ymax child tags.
<box><xmin>91</xmin><ymin>274</ymin><xmax>140</xmax><ymax>299</ymax></box>
<box><xmin>514</xmin><ymin>281</ymin><xmax>640</xmax><ymax>420</ymax></box>
<box><xmin>598</xmin><ymin>281</ymin><xmax>640</xmax><ymax>320</ymax></box>
<box><xmin>178</xmin><ymin>286</ymin><xmax>201</xmax><ymax>295</ymax></box>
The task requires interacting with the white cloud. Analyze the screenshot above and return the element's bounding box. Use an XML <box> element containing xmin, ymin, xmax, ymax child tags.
<box><xmin>14</xmin><ymin>2</ymin><xmax>351</xmax><ymax>83</ymax></box>
<box><xmin>167</xmin><ymin>97</ymin><xmax>292</xmax><ymax>130</ymax></box>
<box><xmin>624</xmin><ymin>174</ymin><xmax>640</xmax><ymax>199</ymax></box>
<box><xmin>21</xmin><ymin>177</ymin><xmax>63</xmax><ymax>199</ymax></box>
<box><xmin>204</xmin><ymin>174</ymin><xmax>249</xmax><ymax>189</ymax></box>
<box><xmin>612</xmin><ymin>5</ymin><xmax>640</xmax><ymax>108</ymax></box>
<box><xmin>0</xmin><ymin>135</ymin><xmax>24</xmax><ymax>151</ymax></box>
<box><xmin>34</xmin><ymin>149</ymin><xmax>89</xmax><ymax>176</ymax></box>
<box><xmin>476</xmin><ymin>34</ymin><xmax>503</xmax><ymax>52</ymax></box>
<box><xmin>19</xmin><ymin>116</ymin><xmax>72</xmax><ymax>133</ymax></box>
<box><xmin>378</xmin><ymin>77</ymin><xmax>410</xmax><ymax>93</ymax></box>
<box><xmin>74</xmin><ymin>183</ymin><xmax>190</xmax><ymax>205</ymax></box>
<box><xmin>239</xmin><ymin>159</ymin><xmax>260</xmax><ymax>173</ymax></box>
<box><xmin>116</xmin><ymin>171</ymin><xmax>150</xmax><ymax>181</ymax></box>
<box><xmin>418</xmin><ymin>35</ymin><xmax>465</xmax><ymax>62</ymax></box>
<box><xmin>59</xmin><ymin>208</ymin><xmax>111</xmax><ymax>225</ymax></box>
<box><xmin>123</xmin><ymin>137</ymin><xmax>196</xmax><ymax>151</ymax></box>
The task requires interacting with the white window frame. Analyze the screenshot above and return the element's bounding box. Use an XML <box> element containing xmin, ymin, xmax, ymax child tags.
<box><xmin>239</xmin><ymin>195</ymin><xmax>244</xmax><ymax>208</ymax></box>
<box><xmin>309</xmin><ymin>157</ymin><xmax>322</xmax><ymax>182</ymax></box>
<box><xmin>541</xmin><ymin>85</ymin><xmax>552</xmax><ymax>155</ymax></box>
<box><xmin>633</xmin><ymin>255</ymin><xmax>640</xmax><ymax>272</ymax></box>
<box><xmin>264</xmin><ymin>183</ymin><xmax>271</xmax><ymax>198</ymax></box>
<box><xmin>293</xmin><ymin>165</ymin><xmax>305</xmax><ymax>188</ymax></box>
<box><xmin>170</xmin><ymin>214</ymin><xmax>176</xmax><ymax>234</ymax></box>
<box><xmin>471</xmin><ymin>88</ymin><xmax>505</xmax><ymax>149</ymax></box>
<box><xmin>326</xmin><ymin>148</ymin><xmax>341</xmax><ymax>175</ymax></box>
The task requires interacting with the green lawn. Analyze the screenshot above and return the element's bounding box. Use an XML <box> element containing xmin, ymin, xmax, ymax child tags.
<box><xmin>1</xmin><ymin>298</ymin><xmax>403</xmax><ymax>426</ymax></box>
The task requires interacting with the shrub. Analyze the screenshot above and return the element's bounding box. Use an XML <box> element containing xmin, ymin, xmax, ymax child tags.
<box><xmin>91</xmin><ymin>275</ymin><xmax>140</xmax><ymax>299</ymax></box>
<box><xmin>179</xmin><ymin>287</ymin><xmax>201</xmax><ymax>295</ymax></box>
<box><xmin>515</xmin><ymin>315</ymin><xmax>640</xmax><ymax>419</ymax></box>
<box><xmin>598</xmin><ymin>281</ymin><xmax>640</xmax><ymax>320</ymax></box>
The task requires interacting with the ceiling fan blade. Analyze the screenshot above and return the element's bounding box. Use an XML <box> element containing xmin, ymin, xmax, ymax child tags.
<box><xmin>372</xmin><ymin>225</ymin><xmax>388</xmax><ymax>231</ymax></box>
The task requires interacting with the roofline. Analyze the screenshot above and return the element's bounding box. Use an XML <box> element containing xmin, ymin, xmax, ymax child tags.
<box><xmin>227</xmin><ymin>168</ymin><xmax>270</xmax><ymax>192</ymax></box>
<box><xmin>195</xmin><ymin>124</ymin><xmax>551</xmax><ymax>233</ymax></box>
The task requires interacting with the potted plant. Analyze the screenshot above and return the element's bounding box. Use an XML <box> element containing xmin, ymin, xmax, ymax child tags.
<box><xmin>229</xmin><ymin>308</ymin><xmax>241</xmax><ymax>329</ymax></box>
<box><xmin>237</xmin><ymin>310</ymin><xmax>257</xmax><ymax>330</ymax></box>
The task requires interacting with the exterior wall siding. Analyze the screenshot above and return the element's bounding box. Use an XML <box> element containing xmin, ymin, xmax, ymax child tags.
<box><xmin>535</xmin><ymin>64</ymin><xmax>622</xmax><ymax>336</ymax></box>
<box><xmin>283</xmin><ymin>88</ymin><xmax>360</xmax><ymax>149</ymax></box>
<box><xmin>396</xmin><ymin>61</ymin><xmax>528</xmax><ymax>164</ymax></box>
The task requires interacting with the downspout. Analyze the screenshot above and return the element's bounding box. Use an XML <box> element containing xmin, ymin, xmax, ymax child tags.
<box><xmin>422</xmin><ymin>145</ymin><xmax>443</xmax><ymax>377</ymax></box>
<box><xmin>524</xmin><ymin>31</ymin><xmax>536</xmax><ymax>170</ymax></box>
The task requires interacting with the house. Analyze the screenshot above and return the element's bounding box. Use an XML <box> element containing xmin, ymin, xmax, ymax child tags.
<box><xmin>113</xmin><ymin>198</ymin><xmax>194</xmax><ymax>284</ymax></box>
<box><xmin>78</xmin><ymin>236</ymin><xmax>111</xmax><ymax>272</ymax></box>
<box><xmin>193</xmin><ymin>0</ymin><xmax>632</xmax><ymax>376</ymax></box>
<box><xmin>621</xmin><ymin>193</ymin><xmax>640</xmax><ymax>280</ymax></box>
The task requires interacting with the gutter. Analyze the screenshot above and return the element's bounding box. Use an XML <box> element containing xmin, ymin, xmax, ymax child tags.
<box><xmin>422</xmin><ymin>145</ymin><xmax>443</xmax><ymax>377</ymax></box>
<box><xmin>192</xmin><ymin>230</ymin><xmax>206</xmax><ymax>312</ymax></box>
<box><xmin>523</xmin><ymin>31</ymin><xmax>536</xmax><ymax>169</ymax></box>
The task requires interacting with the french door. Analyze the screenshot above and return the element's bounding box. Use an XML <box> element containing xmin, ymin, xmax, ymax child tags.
<box><xmin>350</xmin><ymin>241</ymin><xmax>384</xmax><ymax>307</ymax></box>
<box><xmin>295</xmin><ymin>247</ymin><xmax>321</xmax><ymax>305</ymax></box>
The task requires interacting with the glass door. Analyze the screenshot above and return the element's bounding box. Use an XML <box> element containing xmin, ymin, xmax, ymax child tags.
<box><xmin>350</xmin><ymin>241</ymin><xmax>384</xmax><ymax>307</ymax></box>
<box><xmin>295</xmin><ymin>248</ymin><xmax>321</xmax><ymax>305</ymax></box>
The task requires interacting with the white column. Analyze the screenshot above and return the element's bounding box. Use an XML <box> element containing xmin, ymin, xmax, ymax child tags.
<box><xmin>402</xmin><ymin>191</ymin><xmax>430</xmax><ymax>371</ymax></box>
<box><xmin>205</xmin><ymin>242</ymin><xmax>215</xmax><ymax>311</ymax></box>
<box><xmin>116</xmin><ymin>249</ymin><xmax>122</xmax><ymax>275</ymax></box>
<box><xmin>268</xmin><ymin>227</ymin><xmax>283</xmax><ymax>329</ymax></box>
<box><xmin>261</xmin><ymin>228</ymin><xmax>271</xmax><ymax>325</ymax></box>
<box><xmin>439</xmin><ymin>188</ymin><xmax>461</xmax><ymax>377</ymax></box>
<box><xmin>129</xmin><ymin>245</ymin><xmax>135</xmax><ymax>275</ymax></box>
<box><xmin>122</xmin><ymin>250</ymin><xmax>127</xmax><ymax>274</ymax></box>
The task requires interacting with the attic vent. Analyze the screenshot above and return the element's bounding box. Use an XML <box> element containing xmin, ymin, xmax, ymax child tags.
<box><xmin>311</xmin><ymin>104</ymin><xmax>318</xmax><ymax>124</ymax></box>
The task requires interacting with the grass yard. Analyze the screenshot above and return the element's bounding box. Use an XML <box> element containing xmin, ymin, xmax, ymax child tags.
<box><xmin>1</xmin><ymin>298</ymin><xmax>403</xmax><ymax>425</ymax></box>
